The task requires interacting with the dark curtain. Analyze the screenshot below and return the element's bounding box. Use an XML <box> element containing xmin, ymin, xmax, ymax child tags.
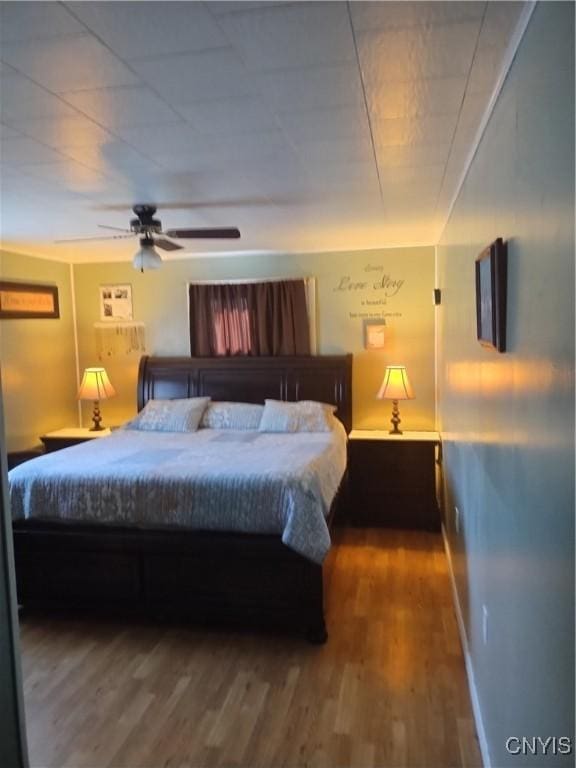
<box><xmin>189</xmin><ymin>280</ymin><xmax>311</xmax><ymax>356</ymax></box>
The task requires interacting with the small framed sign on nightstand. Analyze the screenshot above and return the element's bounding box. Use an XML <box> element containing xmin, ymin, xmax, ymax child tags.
<box><xmin>348</xmin><ymin>430</ymin><xmax>440</xmax><ymax>530</ymax></box>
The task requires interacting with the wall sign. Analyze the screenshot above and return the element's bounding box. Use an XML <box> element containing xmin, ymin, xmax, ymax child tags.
<box><xmin>99</xmin><ymin>284</ymin><xmax>133</xmax><ymax>321</ymax></box>
<box><xmin>0</xmin><ymin>281</ymin><xmax>60</xmax><ymax>319</ymax></box>
<box><xmin>333</xmin><ymin>263</ymin><xmax>405</xmax><ymax>322</ymax></box>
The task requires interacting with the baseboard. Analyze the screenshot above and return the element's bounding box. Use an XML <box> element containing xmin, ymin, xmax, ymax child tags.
<box><xmin>442</xmin><ymin>525</ymin><xmax>491</xmax><ymax>768</ymax></box>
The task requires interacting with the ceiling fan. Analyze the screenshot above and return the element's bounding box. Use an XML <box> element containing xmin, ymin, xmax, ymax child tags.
<box><xmin>56</xmin><ymin>204</ymin><xmax>240</xmax><ymax>271</ymax></box>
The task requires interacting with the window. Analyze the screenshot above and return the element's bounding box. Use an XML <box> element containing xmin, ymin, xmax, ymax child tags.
<box><xmin>189</xmin><ymin>279</ymin><xmax>313</xmax><ymax>356</ymax></box>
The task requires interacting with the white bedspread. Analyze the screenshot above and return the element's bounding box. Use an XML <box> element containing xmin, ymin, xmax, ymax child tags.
<box><xmin>9</xmin><ymin>424</ymin><xmax>347</xmax><ymax>563</ymax></box>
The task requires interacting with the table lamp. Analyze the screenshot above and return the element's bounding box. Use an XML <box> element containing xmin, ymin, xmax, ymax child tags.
<box><xmin>78</xmin><ymin>367</ymin><xmax>116</xmax><ymax>431</ymax></box>
<box><xmin>377</xmin><ymin>365</ymin><xmax>414</xmax><ymax>434</ymax></box>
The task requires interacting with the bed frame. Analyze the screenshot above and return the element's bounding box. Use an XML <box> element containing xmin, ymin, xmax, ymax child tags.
<box><xmin>12</xmin><ymin>355</ymin><xmax>352</xmax><ymax>643</ymax></box>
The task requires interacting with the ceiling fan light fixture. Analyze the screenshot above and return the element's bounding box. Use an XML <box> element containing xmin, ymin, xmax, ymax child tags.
<box><xmin>132</xmin><ymin>239</ymin><xmax>162</xmax><ymax>272</ymax></box>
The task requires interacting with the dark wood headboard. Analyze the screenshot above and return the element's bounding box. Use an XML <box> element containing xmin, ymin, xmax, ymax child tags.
<box><xmin>137</xmin><ymin>355</ymin><xmax>353</xmax><ymax>433</ymax></box>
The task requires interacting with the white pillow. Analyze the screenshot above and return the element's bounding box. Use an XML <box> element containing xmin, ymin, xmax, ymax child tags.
<box><xmin>296</xmin><ymin>400</ymin><xmax>337</xmax><ymax>432</ymax></box>
<box><xmin>200</xmin><ymin>402</ymin><xmax>264</xmax><ymax>430</ymax></box>
<box><xmin>126</xmin><ymin>397</ymin><xmax>210</xmax><ymax>432</ymax></box>
<box><xmin>259</xmin><ymin>400</ymin><xmax>337</xmax><ymax>433</ymax></box>
<box><xmin>259</xmin><ymin>400</ymin><xmax>300</xmax><ymax>433</ymax></box>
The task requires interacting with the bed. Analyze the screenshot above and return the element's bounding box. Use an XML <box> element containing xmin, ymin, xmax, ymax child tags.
<box><xmin>10</xmin><ymin>354</ymin><xmax>352</xmax><ymax>642</ymax></box>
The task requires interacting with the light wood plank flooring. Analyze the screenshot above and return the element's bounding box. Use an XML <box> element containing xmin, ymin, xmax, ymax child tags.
<box><xmin>19</xmin><ymin>529</ymin><xmax>481</xmax><ymax>768</ymax></box>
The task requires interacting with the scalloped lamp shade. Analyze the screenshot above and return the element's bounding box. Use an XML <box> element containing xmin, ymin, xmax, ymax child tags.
<box><xmin>377</xmin><ymin>365</ymin><xmax>414</xmax><ymax>434</ymax></box>
<box><xmin>78</xmin><ymin>367</ymin><xmax>116</xmax><ymax>431</ymax></box>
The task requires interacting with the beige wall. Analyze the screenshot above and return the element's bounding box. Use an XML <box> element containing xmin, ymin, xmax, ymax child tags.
<box><xmin>437</xmin><ymin>4</ymin><xmax>574</xmax><ymax>765</ymax></box>
<box><xmin>73</xmin><ymin>246</ymin><xmax>435</xmax><ymax>430</ymax></box>
<box><xmin>0</xmin><ymin>251</ymin><xmax>78</xmax><ymax>451</ymax></box>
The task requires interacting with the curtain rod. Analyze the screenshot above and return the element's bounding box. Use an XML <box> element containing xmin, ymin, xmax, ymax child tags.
<box><xmin>187</xmin><ymin>276</ymin><xmax>314</xmax><ymax>285</ymax></box>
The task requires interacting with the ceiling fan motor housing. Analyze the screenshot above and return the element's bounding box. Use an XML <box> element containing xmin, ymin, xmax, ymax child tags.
<box><xmin>131</xmin><ymin>204</ymin><xmax>162</xmax><ymax>235</ymax></box>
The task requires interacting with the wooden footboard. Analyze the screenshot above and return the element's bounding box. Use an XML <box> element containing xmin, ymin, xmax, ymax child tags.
<box><xmin>11</xmin><ymin>481</ymin><xmax>346</xmax><ymax>643</ymax></box>
<box><xmin>12</xmin><ymin>522</ymin><xmax>330</xmax><ymax>643</ymax></box>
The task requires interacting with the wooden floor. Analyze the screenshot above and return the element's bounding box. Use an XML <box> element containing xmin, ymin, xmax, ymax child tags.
<box><xmin>19</xmin><ymin>529</ymin><xmax>481</xmax><ymax>768</ymax></box>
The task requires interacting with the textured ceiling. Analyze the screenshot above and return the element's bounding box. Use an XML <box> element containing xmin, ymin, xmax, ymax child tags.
<box><xmin>0</xmin><ymin>1</ymin><xmax>526</xmax><ymax>263</ymax></box>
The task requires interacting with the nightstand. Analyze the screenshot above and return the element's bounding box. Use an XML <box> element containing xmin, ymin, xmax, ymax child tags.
<box><xmin>40</xmin><ymin>427</ymin><xmax>112</xmax><ymax>453</ymax></box>
<box><xmin>7</xmin><ymin>448</ymin><xmax>45</xmax><ymax>470</ymax></box>
<box><xmin>348</xmin><ymin>430</ymin><xmax>440</xmax><ymax>530</ymax></box>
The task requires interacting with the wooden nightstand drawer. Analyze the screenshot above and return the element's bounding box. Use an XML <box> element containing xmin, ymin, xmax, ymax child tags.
<box><xmin>348</xmin><ymin>431</ymin><xmax>440</xmax><ymax>530</ymax></box>
<box><xmin>352</xmin><ymin>489</ymin><xmax>437</xmax><ymax>529</ymax></box>
<box><xmin>352</xmin><ymin>441</ymin><xmax>433</xmax><ymax>490</ymax></box>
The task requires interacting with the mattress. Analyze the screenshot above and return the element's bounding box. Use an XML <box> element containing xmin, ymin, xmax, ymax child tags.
<box><xmin>9</xmin><ymin>423</ymin><xmax>347</xmax><ymax>564</ymax></box>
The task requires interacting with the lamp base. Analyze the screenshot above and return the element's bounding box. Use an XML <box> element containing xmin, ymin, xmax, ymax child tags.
<box><xmin>90</xmin><ymin>400</ymin><xmax>104</xmax><ymax>431</ymax></box>
<box><xmin>389</xmin><ymin>399</ymin><xmax>403</xmax><ymax>434</ymax></box>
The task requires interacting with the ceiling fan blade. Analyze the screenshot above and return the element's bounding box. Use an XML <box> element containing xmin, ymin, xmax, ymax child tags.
<box><xmin>94</xmin><ymin>199</ymin><xmax>267</xmax><ymax>212</ymax></box>
<box><xmin>98</xmin><ymin>224</ymin><xmax>132</xmax><ymax>233</ymax></box>
<box><xmin>165</xmin><ymin>227</ymin><xmax>241</xmax><ymax>239</ymax></box>
<box><xmin>154</xmin><ymin>237</ymin><xmax>183</xmax><ymax>252</ymax></box>
<box><xmin>156</xmin><ymin>199</ymin><xmax>271</xmax><ymax>210</ymax></box>
<box><xmin>54</xmin><ymin>234</ymin><xmax>135</xmax><ymax>243</ymax></box>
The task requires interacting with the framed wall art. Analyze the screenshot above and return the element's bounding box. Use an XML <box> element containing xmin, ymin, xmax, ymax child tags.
<box><xmin>99</xmin><ymin>284</ymin><xmax>133</xmax><ymax>321</ymax></box>
<box><xmin>475</xmin><ymin>238</ymin><xmax>507</xmax><ymax>352</ymax></box>
<box><xmin>0</xmin><ymin>281</ymin><xmax>60</xmax><ymax>319</ymax></box>
<box><xmin>363</xmin><ymin>319</ymin><xmax>386</xmax><ymax>350</ymax></box>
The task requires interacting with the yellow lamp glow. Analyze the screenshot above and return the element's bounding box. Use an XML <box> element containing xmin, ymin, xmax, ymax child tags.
<box><xmin>377</xmin><ymin>365</ymin><xmax>415</xmax><ymax>434</ymax></box>
<box><xmin>78</xmin><ymin>367</ymin><xmax>116</xmax><ymax>431</ymax></box>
